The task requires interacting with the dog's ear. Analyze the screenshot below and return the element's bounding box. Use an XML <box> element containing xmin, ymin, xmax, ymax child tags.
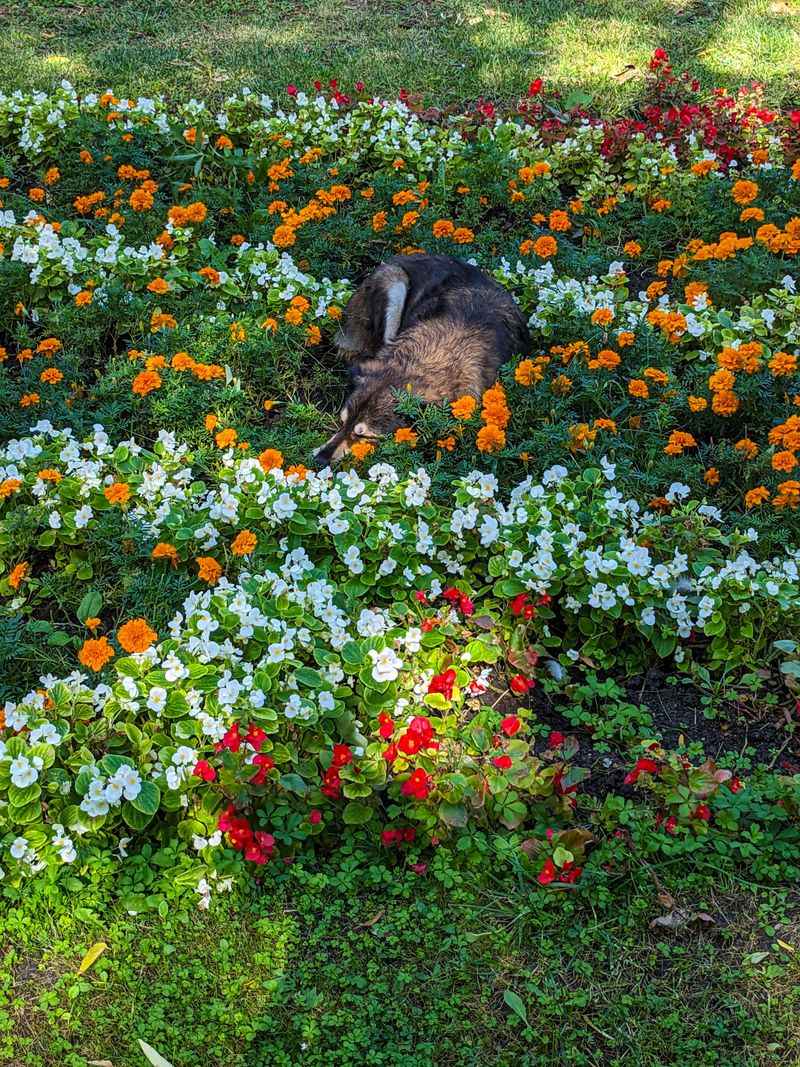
<box><xmin>339</xmin><ymin>263</ymin><xmax>409</xmax><ymax>358</ymax></box>
<box><xmin>375</xmin><ymin>263</ymin><xmax>409</xmax><ymax>345</ymax></box>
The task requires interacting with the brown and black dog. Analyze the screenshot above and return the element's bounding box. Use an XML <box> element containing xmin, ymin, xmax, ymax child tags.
<box><xmin>313</xmin><ymin>254</ymin><xmax>529</xmax><ymax>466</ymax></box>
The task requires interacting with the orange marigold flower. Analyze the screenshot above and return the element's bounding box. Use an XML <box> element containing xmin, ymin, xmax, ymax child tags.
<box><xmin>593</xmin><ymin>418</ymin><xmax>617</xmax><ymax>433</ymax></box>
<box><xmin>432</xmin><ymin>219</ymin><xmax>455</xmax><ymax>238</ymax></box>
<box><xmin>272</xmin><ymin>224</ymin><xmax>297</xmax><ymax>248</ymax></box>
<box><xmin>78</xmin><ymin>636</ymin><xmax>115</xmax><ymax>672</ymax></box>
<box><xmin>117</xmin><ymin>617</ymin><xmax>157</xmax><ymax>653</ymax></box>
<box><xmin>533</xmin><ymin>235</ymin><xmax>557</xmax><ymax>258</ymax></box>
<box><xmin>129</xmin><ymin>187</ymin><xmax>154</xmax><ymax>211</ymax></box>
<box><xmin>147</xmin><ymin>277</ymin><xmax>170</xmax><ymax>294</ymax></box>
<box><xmin>744</xmin><ymin>486</ymin><xmax>770</xmax><ymax>508</ymax></box>
<box><xmin>740</xmin><ymin>207</ymin><xmax>764</xmax><ymax>222</ymax></box>
<box><xmin>452</xmin><ymin>227</ymin><xmax>474</xmax><ymax>244</ymax></box>
<box><xmin>591</xmin><ymin>307</ymin><xmax>614</xmax><ymax>326</ymax></box>
<box><xmin>643</xmin><ymin>367</ymin><xmax>668</xmax><ymax>385</ymax></box>
<box><xmin>197</xmin><ymin>556</ymin><xmax>223</xmax><ymax>584</ymax></box>
<box><xmin>231</xmin><ymin>529</ymin><xmax>258</xmax><ymax>556</ymax></box>
<box><xmin>711</xmin><ymin>390</ymin><xmax>740</xmax><ymax>416</ymax></box>
<box><xmin>104</xmin><ymin>482</ymin><xmax>131</xmax><ymax>506</ymax></box>
<box><xmin>28</xmin><ymin>187</ymin><xmax>45</xmax><ymax>202</ymax></box>
<box><xmin>732</xmin><ymin>179</ymin><xmax>758</xmax><ymax>205</ymax></box>
<box><xmin>595</xmin><ymin>349</ymin><xmax>620</xmax><ymax>371</ymax></box>
<box><xmin>20</xmin><ymin>393</ymin><xmax>40</xmax><ymax>407</ymax></box>
<box><xmin>551</xmin><ymin>374</ymin><xmax>572</xmax><ymax>396</ymax></box>
<box><xmin>617</xmin><ymin>331</ymin><xmax>635</xmax><ymax>347</ymax></box>
<box><xmin>215</xmin><ymin>428</ymin><xmax>238</xmax><ymax>448</ymax></box>
<box><xmin>772</xmin><ymin>450</ymin><xmax>798</xmax><ymax>472</ymax></box>
<box><xmin>664</xmin><ymin>430</ymin><xmax>697</xmax><ymax>455</ymax></box>
<box><xmin>258</xmin><ymin>448</ymin><xmax>284</xmax><ymax>472</ymax></box>
<box><xmin>40</xmin><ymin>367</ymin><xmax>63</xmax><ymax>385</ymax></box>
<box><xmin>84</xmin><ymin>616</ymin><xmax>101</xmax><ymax>631</ymax></box>
<box><xmin>132</xmin><ymin>370</ymin><xmax>162</xmax><ymax>396</ymax></box>
<box><xmin>261</xmin><ymin>317</ymin><xmax>278</xmax><ymax>332</ymax></box>
<box><xmin>769</xmin><ymin>351</ymin><xmax>797</xmax><ymax>377</ymax></box>
<box><xmin>0</xmin><ymin>477</ymin><xmax>23</xmax><ymax>499</ymax></box>
<box><xmin>708</xmin><ymin>368</ymin><xmax>735</xmax><ymax>392</ymax></box>
<box><xmin>651</xmin><ymin>198</ymin><xmax>671</xmax><ymax>213</ymax></box>
<box><xmin>476</xmin><ymin>424</ymin><xmax>506</xmax><ymax>453</ymax></box>
<box><xmin>350</xmin><ymin>441</ymin><xmax>375</xmax><ymax>462</ymax></box>
<box><xmin>37</xmin><ymin>337</ymin><xmax>62</xmax><ymax>356</ymax></box>
<box><xmin>306</xmin><ymin>324</ymin><xmax>322</xmax><ymax>345</ymax></box>
<box><xmin>623</xmin><ymin>241</ymin><xmax>642</xmax><ymax>257</ymax></box>
<box><xmin>372</xmin><ymin>211</ymin><xmax>388</xmax><ymax>232</ymax></box>
<box><xmin>285</xmin><ymin>464</ymin><xmax>307</xmax><ymax>480</ymax></box>
<box><xmin>774</xmin><ymin>480</ymin><xmax>800</xmax><ymax>508</ymax></box>
<box><xmin>8</xmin><ymin>561</ymin><xmax>29</xmax><ymax>590</ymax></box>
<box><xmin>150</xmin><ymin>312</ymin><xmax>177</xmax><ymax>331</ymax></box>
<box><xmin>436</xmin><ymin>436</ymin><xmax>456</xmax><ymax>452</ymax></box>
<box><xmin>548</xmin><ymin>210</ymin><xmax>570</xmax><ymax>232</ymax></box>
<box><xmin>688</xmin><ymin>395</ymin><xmax>708</xmax><ymax>412</ymax></box>
<box><xmin>735</xmin><ymin>438</ymin><xmax>759</xmax><ymax>459</ymax></box>
<box><xmin>628</xmin><ymin>379</ymin><xmax>649</xmax><ymax>399</ymax></box>
<box><xmin>394</xmin><ymin>427</ymin><xmax>418</xmax><ymax>447</ymax></box>
<box><xmin>451</xmin><ymin>395</ymin><xmax>477</xmax><ymax>420</ymax></box>
<box><xmin>75</xmin><ymin>290</ymin><xmax>93</xmax><ymax>307</ymax></box>
<box><xmin>514</xmin><ymin>359</ymin><xmax>541</xmax><ymax>386</ymax></box>
<box><xmin>704</xmin><ymin>467</ymin><xmax>720</xmax><ymax>486</ymax></box>
<box><xmin>215</xmin><ymin>134</ymin><xmax>234</xmax><ymax>150</ymax></box>
<box><xmin>151</xmin><ymin>542</ymin><xmax>179</xmax><ymax>566</ymax></box>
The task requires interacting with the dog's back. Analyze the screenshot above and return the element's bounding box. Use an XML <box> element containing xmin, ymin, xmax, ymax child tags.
<box><xmin>337</xmin><ymin>254</ymin><xmax>529</xmax><ymax>369</ymax></box>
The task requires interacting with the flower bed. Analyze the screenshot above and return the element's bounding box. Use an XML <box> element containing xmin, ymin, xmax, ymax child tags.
<box><xmin>1</xmin><ymin>54</ymin><xmax>799</xmax><ymax>903</ymax></box>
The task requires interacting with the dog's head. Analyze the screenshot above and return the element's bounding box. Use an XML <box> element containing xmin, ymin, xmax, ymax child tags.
<box><xmin>312</xmin><ymin>381</ymin><xmax>404</xmax><ymax>468</ymax></box>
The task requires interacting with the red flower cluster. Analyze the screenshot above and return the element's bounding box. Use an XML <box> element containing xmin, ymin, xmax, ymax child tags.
<box><xmin>442</xmin><ymin>586</ymin><xmax>475</xmax><ymax>616</ymax></box>
<box><xmin>383</xmin><ymin>714</ymin><xmax>438</xmax><ymax>763</ymax></box>
<box><xmin>428</xmin><ymin>669</ymin><xmax>456</xmax><ymax>701</ymax></box>
<box><xmin>537</xmin><ymin>856</ymin><xmax>582</xmax><ymax>885</ymax></box>
<box><xmin>401</xmin><ymin>768</ymin><xmax>432</xmax><ymax>800</ymax></box>
<box><xmin>321</xmin><ymin>743</ymin><xmax>353</xmax><ymax>798</ymax></box>
<box><xmin>218</xmin><ymin>804</ymin><xmax>275</xmax><ymax>864</ymax></box>
<box><xmin>381</xmin><ymin>826</ymin><xmax>416</xmax><ymax>847</ymax></box>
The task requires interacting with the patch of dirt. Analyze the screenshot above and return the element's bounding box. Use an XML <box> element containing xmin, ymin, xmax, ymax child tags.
<box><xmin>489</xmin><ymin>668</ymin><xmax>800</xmax><ymax>801</ymax></box>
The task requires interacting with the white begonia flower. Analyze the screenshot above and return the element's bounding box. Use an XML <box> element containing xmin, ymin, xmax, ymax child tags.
<box><xmin>369</xmin><ymin>647</ymin><xmax>403</xmax><ymax>683</ymax></box>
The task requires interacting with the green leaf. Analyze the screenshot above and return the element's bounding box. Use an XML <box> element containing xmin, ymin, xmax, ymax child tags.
<box><xmin>503</xmin><ymin>989</ymin><xmax>528</xmax><ymax>1025</ymax></box>
<box><xmin>77</xmin><ymin>589</ymin><xmax>103</xmax><ymax>622</ymax></box>
<box><xmin>280</xmin><ymin>773</ymin><xmax>308</xmax><ymax>796</ymax></box>
<box><xmin>342</xmin><ymin>801</ymin><xmax>373</xmax><ymax>825</ymax></box>
<box><xmin>122</xmin><ymin>802</ymin><xmax>155</xmax><ymax>831</ymax></box>
<box><xmin>131</xmin><ymin>780</ymin><xmax>160</xmax><ymax>816</ymax></box>
<box><xmin>438</xmin><ymin>801</ymin><xmax>468</xmax><ymax>828</ymax></box>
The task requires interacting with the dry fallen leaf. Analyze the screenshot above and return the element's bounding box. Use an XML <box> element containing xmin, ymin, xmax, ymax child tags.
<box><xmin>77</xmin><ymin>941</ymin><xmax>108</xmax><ymax>974</ymax></box>
<box><xmin>651</xmin><ymin>908</ymin><xmax>715</xmax><ymax>931</ymax></box>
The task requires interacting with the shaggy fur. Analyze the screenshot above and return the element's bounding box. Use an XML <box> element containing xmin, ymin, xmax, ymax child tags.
<box><xmin>314</xmin><ymin>254</ymin><xmax>528</xmax><ymax>465</ymax></box>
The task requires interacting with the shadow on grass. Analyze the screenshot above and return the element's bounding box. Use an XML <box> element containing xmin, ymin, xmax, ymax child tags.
<box><xmin>0</xmin><ymin>0</ymin><xmax>797</xmax><ymax>109</ymax></box>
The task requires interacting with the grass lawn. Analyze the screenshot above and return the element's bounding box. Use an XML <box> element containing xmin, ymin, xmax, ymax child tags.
<box><xmin>4</xmin><ymin>857</ymin><xmax>799</xmax><ymax>1066</ymax></box>
<box><xmin>0</xmin><ymin>0</ymin><xmax>798</xmax><ymax>111</ymax></box>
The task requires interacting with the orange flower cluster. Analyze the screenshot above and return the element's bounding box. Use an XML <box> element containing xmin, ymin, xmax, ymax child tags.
<box><xmin>664</xmin><ymin>430</ymin><xmax>697</xmax><ymax>455</ymax></box>
<box><xmin>476</xmin><ymin>383</ymin><xmax>510</xmax><ymax>453</ymax></box>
